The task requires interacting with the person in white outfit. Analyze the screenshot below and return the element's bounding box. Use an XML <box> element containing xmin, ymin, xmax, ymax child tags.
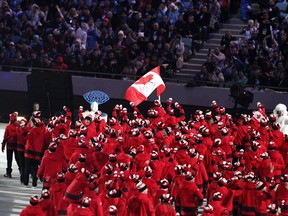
<box><xmin>75</xmin><ymin>22</ymin><xmax>88</xmax><ymax>49</ymax></box>
<box><xmin>273</xmin><ymin>103</ymin><xmax>288</xmax><ymax>135</ymax></box>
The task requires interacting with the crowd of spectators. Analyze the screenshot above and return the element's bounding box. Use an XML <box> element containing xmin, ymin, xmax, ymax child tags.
<box><xmin>0</xmin><ymin>0</ymin><xmax>226</xmax><ymax>79</ymax></box>
<box><xmin>194</xmin><ymin>0</ymin><xmax>288</xmax><ymax>90</ymax></box>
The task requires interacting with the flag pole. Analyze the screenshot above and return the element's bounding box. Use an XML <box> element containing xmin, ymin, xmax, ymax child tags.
<box><xmin>158</xmin><ymin>95</ymin><xmax>161</xmax><ymax>103</ymax></box>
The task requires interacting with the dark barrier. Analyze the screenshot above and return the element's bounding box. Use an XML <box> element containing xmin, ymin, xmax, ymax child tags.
<box><xmin>27</xmin><ymin>72</ymin><xmax>73</xmax><ymax>118</ymax></box>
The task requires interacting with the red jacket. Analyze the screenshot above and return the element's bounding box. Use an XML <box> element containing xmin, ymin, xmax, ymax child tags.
<box><xmin>269</xmin><ymin>150</ymin><xmax>285</xmax><ymax>181</ymax></box>
<box><xmin>206</xmin><ymin>180</ymin><xmax>218</xmax><ymax>202</ymax></box>
<box><xmin>234</xmin><ymin>124</ymin><xmax>249</xmax><ymax>146</ymax></box>
<box><xmin>102</xmin><ymin>138</ymin><xmax>118</xmax><ymax>155</ymax></box>
<box><xmin>171</xmin><ymin>175</ymin><xmax>185</xmax><ymax>206</ymax></box>
<box><xmin>50</xmin><ymin>181</ymin><xmax>69</xmax><ymax>216</ymax></box>
<box><xmin>258</xmin><ymin>158</ymin><xmax>274</xmax><ymax>179</ymax></box>
<box><xmin>62</xmin><ymin>137</ymin><xmax>79</xmax><ymax>161</ymax></box>
<box><xmin>2</xmin><ymin>122</ymin><xmax>19</xmax><ymax>150</ymax></box>
<box><xmin>221</xmin><ymin>135</ymin><xmax>234</xmax><ymax>160</ymax></box>
<box><xmin>65</xmin><ymin>171</ymin><xmax>78</xmax><ymax>186</ymax></box>
<box><xmin>67</xmin><ymin>203</ymin><xmax>94</xmax><ymax>216</ymax></box>
<box><xmin>53</xmin><ymin>123</ymin><xmax>70</xmax><ymax>138</ymax></box>
<box><xmin>16</xmin><ymin>125</ymin><xmax>29</xmax><ymax>152</ymax></box>
<box><xmin>258</xmin><ymin>126</ymin><xmax>270</xmax><ymax>142</ymax></box>
<box><xmin>150</xmin><ymin>160</ymin><xmax>165</xmax><ymax>182</ymax></box>
<box><xmin>102</xmin><ymin>196</ymin><xmax>126</xmax><ymax>216</ymax></box>
<box><xmin>160</xmin><ymin>156</ymin><xmax>178</xmax><ymax>182</ymax></box>
<box><xmin>244</xmin><ymin>149</ymin><xmax>261</xmax><ymax>172</ymax></box>
<box><xmin>37</xmin><ymin>151</ymin><xmax>67</xmax><ymax>184</ymax></box>
<box><xmin>142</xmin><ymin>176</ymin><xmax>160</xmax><ymax>197</ymax></box>
<box><xmin>152</xmin><ymin>189</ymin><xmax>168</xmax><ymax>208</ymax></box>
<box><xmin>85</xmin><ymin>122</ymin><xmax>97</xmax><ymax>143</ymax></box>
<box><xmin>255</xmin><ymin>189</ymin><xmax>272</xmax><ymax>215</ymax></box>
<box><xmin>208</xmin><ymin>200</ymin><xmax>227</xmax><ymax>216</ymax></box>
<box><xmin>69</xmin><ymin>147</ymin><xmax>96</xmax><ymax>172</ymax></box>
<box><xmin>126</xmin><ymin>192</ymin><xmax>156</xmax><ymax>216</ymax></box>
<box><xmin>241</xmin><ymin>181</ymin><xmax>257</xmax><ymax>216</ymax></box>
<box><xmin>155</xmin><ymin>203</ymin><xmax>176</xmax><ymax>216</ymax></box>
<box><xmin>94</xmin><ymin>119</ymin><xmax>107</xmax><ymax>134</ymax></box>
<box><xmin>92</xmin><ymin>151</ymin><xmax>109</xmax><ymax>172</ymax></box>
<box><xmin>202</xmin><ymin>137</ymin><xmax>213</xmax><ymax>151</ymax></box>
<box><xmin>83</xmin><ymin>189</ymin><xmax>104</xmax><ymax>216</ymax></box>
<box><xmin>39</xmin><ymin>198</ymin><xmax>57</xmax><ymax>216</ymax></box>
<box><xmin>133</xmin><ymin>152</ymin><xmax>151</xmax><ymax>172</ymax></box>
<box><xmin>176</xmin><ymin>179</ymin><xmax>203</xmax><ymax>215</ymax></box>
<box><xmin>276</xmin><ymin>182</ymin><xmax>288</xmax><ymax>207</ymax></box>
<box><xmin>43</xmin><ymin>130</ymin><xmax>52</xmax><ymax>151</ymax></box>
<box><xmin>126</xmin><ymin>134</ymin><xmax>146</xmax><ymax>151</ymax></box>
<box><xmin>165</xmin><ymin>115</ymin><xmax>179</xmax><ymax>129</ymax></box>
<box><xmin>20</xmin><ymin>205</ymin><xmax>45</xmax><ymax>216</ymax></box>
<box><xmin>194</xmin><ymin>161</ymin><xmax>209</xmax><ymax>192</ymax></box>
<box><xmin>25</xmin><ymin>124</ymin><xmax>46</xmax><ymax>160</ymax></box>
<box><xmin>194</xmin><ymin>142</ymin><xmax>208</xmax><ymax>156</ymax></box>
<box><xmin>64</xmin><ymin>172</ymin><xmax>87</xmax><ymax>203</ymax></box>
<box><xmin>174</xmin><ymin>149</ymin><xmax>190</xmax><ymax>165</ymax></box>
<box><xmin>270</xmin><ymin>129</ymin><xmax>284</xmax><ymax>148</ymax></box>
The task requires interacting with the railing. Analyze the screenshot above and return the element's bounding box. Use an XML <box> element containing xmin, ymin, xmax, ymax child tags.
<box><xmin>0</xmin><ymin>64</ymin><xmax>188</xmax><ymax>83</ymax></box>
<box><xmin>1</xmin><ymin>64</ymin><xmax>287</xmax><ymax>92</ymax></box>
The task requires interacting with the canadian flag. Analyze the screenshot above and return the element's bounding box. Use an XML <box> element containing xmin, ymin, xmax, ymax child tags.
<box><xmin>252</xmin><ymin>110</ymin><xmax>266</xmax><ymax>122</ymax></box>
<box><xmin>124</xmin><ymin>66</ymin><xmax>165</xmax><ymax>106</ymax></box>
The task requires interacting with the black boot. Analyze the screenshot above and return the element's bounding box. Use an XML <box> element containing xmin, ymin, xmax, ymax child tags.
<box><xmin>4</xmin><ymin>168</ymin><xmax>12</xmax><ymax>178</ymax></box>
<box><xmin>32</xmin><ymin>178</ymin><xmax>38</xmax><ymax>188</ymax></box>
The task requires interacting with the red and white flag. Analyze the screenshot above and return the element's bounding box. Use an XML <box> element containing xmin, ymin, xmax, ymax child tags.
<box><xmin>252</xmin><ymin>110</ymin><xmax>266</xmax><ymax>122</ymax></box>
<box><xmin>124</xmin><ymin>66</ymin><xmax>165</xmax><ymax>106</ymax></box>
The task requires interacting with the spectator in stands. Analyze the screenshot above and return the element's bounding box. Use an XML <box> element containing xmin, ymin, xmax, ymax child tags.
<box><xmin>52</xmin><ymin>56</ymin><xmax>68</xmax><ymax>72</ymax></box>
<box><xmin>194</xmin><ymin>64</ymin><xmax>210</xmax><ymax>83</ymax></box>
<box><xmin>220</xmin><ymin>31</ymin><xmax>237</xmax><ymax>57</ymax></box>
<box><xmin>232</xmin><ymin>69</ymin><xmax>249</xmax><ymax>85</ymax></box>
<box><xmin>196</xmin><ymin>4</ymin><xmax>211</xmax><ymax>43</ymax></box>
<box><xmin>44</xmin><ymin>34</ymin><xmax>58</xmax><ymax>54</ymax></box>
<box><xmin>75</xmin><ymin>22</ymin><xmax>88</xmax><ymax>49</ymax></box>
<box><xmin>27</xmin><ymin>4</ymin><xmax>45</xmax><ymax>30</ymax></box>
<box><xmin>122</xmin><ymin>61</ymin><xmax>137</xmax><ymax>81</ymax></box>
<box><xmin>156</xmin><ymin>3</ymin><xmax>168</xmax><ymax>23</ymax></box>
<box><xmin>278</xmin><ymin>70</ymin><xmax>288</xmax><ymax>89</ymax></box>
<box><xmin>9</xmin><ymin>50</ymin><xmax>25</xmax><ymax>69</ymax></box>
<box><xmin>267</xmin><ymin>0</ymin><xmax>280</xmax><ymax>20</ymax></box>
<box><xmin>257</xmin><ymin>10</ymin><xmax>272</xmax><ymax>40</ymax></box>
<box><xmin>161</xmin><ymin>42</ymin><xmax>177</xmax><ymax>73</ymax></box>
<box><xmin>209</xmin><ymin>0</ymin><xmax>221</xmax><ymax>31</ymax></box>
<box><xmin>210</xmin><ymin>47</ymin><xmax>226</xmax><ymax>70</ymax></box>
<box><xmin>210</xmin><ymin>66</ymin><xmax>225</xmax><ymax>83</ymax></box>
<box><xmin>183</xmin><ymin>15</ymin><xmax>200</xmax><ymax>54</ymax></box>
<box><xmin>165</xmin><ymin>22</ymin><xmax>177</xmax><ymax>43</ymax></box>
<box><xmin>0</xmin><ymin>0</ymin><xmax>228</xmax><ymax>81</ymax></box>
<box><xmin>167</xmin><ymin>3</ymin><xmax>179</xmax><ymax>25</ymax></box>
<box><xmin>170</xmin><ymin>34</ymin><xmax>185</xmax><ymax>73</ymax></box>
<box><xmin>24</xmin><ymin>51</ymin><xmax>41</xmax><ymax>71</ymax></box>
<box><xmin>158</xmin><ymin>14</ymin><xmax>169</xmax><ymax>32</ymax></box>
<box><xmin>4</xmin><ymin>42</ymin><xmax>16</xmax><ymax>61</ymax></box>
<box><xmin>104</xmin><ymin>50</ymin><xmax>120</xmax><ymax>77</ymax></box>
<box><xmin>240</xmin><ymin>0</ymin><xmax>249</xmax><ymax>22</ymax></box>
<box><xmin>174</xmin><ymin>13</ymin><xmax>186</xmax><ymax>37</ymax></box>
<box><xmin>240</xmin><ymin>19</ymin><xmax>258</xmax><ymax>40</ymax></box>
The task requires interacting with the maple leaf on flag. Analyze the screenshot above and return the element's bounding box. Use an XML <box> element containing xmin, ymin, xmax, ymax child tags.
<box><xmin>135</xmin><ymin>74</ymin><xmax>154</xmax><ymax>85</ymax></box>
